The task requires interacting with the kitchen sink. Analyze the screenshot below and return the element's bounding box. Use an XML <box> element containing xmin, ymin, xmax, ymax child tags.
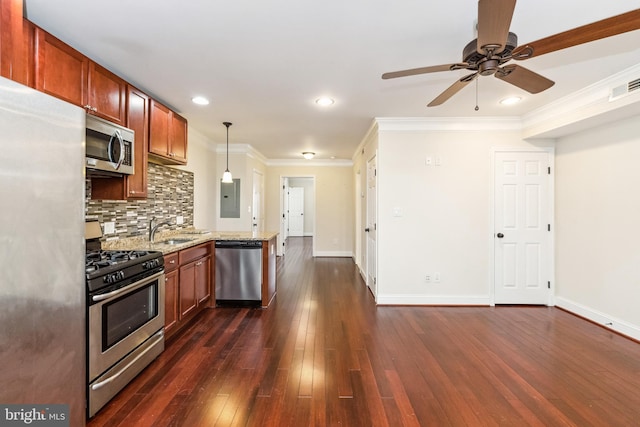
<box><xmin>159</xmin><ymin>238</ymin><xmax>194</xmax><ymax>245</ymax></box>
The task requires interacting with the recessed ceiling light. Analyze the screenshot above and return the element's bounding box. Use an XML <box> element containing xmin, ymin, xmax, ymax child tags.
<box><xmin>192</xmin><ymin>96</ymin><xmax>210</xmax><ymax>106</ymax></box>
<box><xmin>499</xmin><ymin>96</ymin><xmax>521</xmax><ymax>106</ymax></box>
<box><xmin>315</xmin><ymin>97</ymin><xmax>334</xmax><ymax>106</ymax></box>
<box><xmin>302</xmin><ymin>152</ymin><xmax>315</xmax><ymax>160</ymax></box>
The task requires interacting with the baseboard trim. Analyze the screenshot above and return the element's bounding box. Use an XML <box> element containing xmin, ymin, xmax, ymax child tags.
<box><xmin>555</xmin><ymin>296</ymin><xmax>640</xmax><ymax>342</ymax></box>
<box><xmin>314</xmin><ymin>251</ymin><xmax>353</xmax><ymax>258</ymax></box>
<box><xmin>376</xmin><ymin>295</ymin><xmax>491</xmax><ymax>306</ymax></box>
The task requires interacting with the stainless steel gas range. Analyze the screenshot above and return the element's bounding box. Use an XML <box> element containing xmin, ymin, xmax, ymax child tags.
<box><xmin>85</xmin><ymin>221</ymin><xmax>165</xmax><ymax>418</ymax></box>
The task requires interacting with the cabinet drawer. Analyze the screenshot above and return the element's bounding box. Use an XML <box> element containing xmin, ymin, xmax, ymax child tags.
<box><xmin>179</xmin><ymin>243</ymin><xmax>211</xmax><ymax>265</ymax></box>
<box><xmin>164</xmin><ymin>252</ymin><xmax>179</xmax><ymax>272</ymax></box>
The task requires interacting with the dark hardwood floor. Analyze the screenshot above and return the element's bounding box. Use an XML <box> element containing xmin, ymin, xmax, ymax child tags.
<box><xmin>88</xmin><ymin>237</ymin><xmax>640</xmax><ymax>426</ymax></box>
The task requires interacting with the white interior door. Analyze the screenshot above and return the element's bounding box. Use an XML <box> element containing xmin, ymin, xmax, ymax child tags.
<box><xmin>252</xmin><ymin>170</ymin><xmax>264</xmax><ymax>233</ymax></box>
<box><xmin>279</xmin><ymin>177</ymin><xmax>289</xmax><ymax>256</ymax></box>
<box><xmin>494</xmin><ymin>150</ymin><xmax>552</xmax><ymax>304</ymax></box>
<box><xmin>288</xmin><ymin>187</ymin><xmax>304</xmax><ymax>237</ymax></box>
<box><xmin>366</xmin><ymin>155</ymin><xmax>377</xmax><ymax>299</ymax></box>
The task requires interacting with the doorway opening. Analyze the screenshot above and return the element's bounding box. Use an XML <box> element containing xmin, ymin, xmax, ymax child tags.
<box><xmin>279</xmin><ymin>176</ymin><xmax>316</xmax><ymax>257</ymax></box>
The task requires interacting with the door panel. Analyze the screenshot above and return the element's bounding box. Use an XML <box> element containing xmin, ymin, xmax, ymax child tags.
<box><xmin>494</xmin><ymin>151</ymin><xmax>550</xmax><ymax>304</ymax></box>
<box><xmin>288</xmin><ymin>187</ymin><xmax>304</xmax><ymax>237</ymax></box>
<box><xmin>366</xmin><ymin>155</ymin><xmax>377</xmax><ymax>298</ymax></box>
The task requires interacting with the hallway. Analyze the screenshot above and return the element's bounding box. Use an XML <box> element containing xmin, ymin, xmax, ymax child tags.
<box><xmin>89</xmin><ymin>237</ymin><xmax>640</xmax><ymax>426</ymax></box>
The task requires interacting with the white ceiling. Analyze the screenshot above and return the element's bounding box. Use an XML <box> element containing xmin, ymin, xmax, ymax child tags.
<box><xmin>25</xmin><ymin>0</ymin><xmax>640</xmax><ymax>160</ymax></box>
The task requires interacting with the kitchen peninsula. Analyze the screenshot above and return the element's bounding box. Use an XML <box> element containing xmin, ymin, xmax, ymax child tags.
<box><xmin>103</xmin><ymin>230</ymin><xmax>278</xmax><ymax>338</ymax></box>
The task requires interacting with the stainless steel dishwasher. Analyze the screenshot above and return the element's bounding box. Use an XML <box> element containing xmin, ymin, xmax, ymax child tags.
<box><xmin>215</xmin><ymin>240</ymin><xmax>263</xmax><ymax>306</ymax></box>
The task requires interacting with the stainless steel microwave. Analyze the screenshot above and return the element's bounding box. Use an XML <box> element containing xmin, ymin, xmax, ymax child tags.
<box><xmin>85</xmin><ymin>115</ymin><xmax>134</xmax><ymax>176</ymax></box>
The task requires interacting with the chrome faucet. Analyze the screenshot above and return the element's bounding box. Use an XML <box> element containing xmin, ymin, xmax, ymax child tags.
<box><xmin>149</xmin><ymin>217</ymin><xmax>171</xmax><ymax>243</ymax></box>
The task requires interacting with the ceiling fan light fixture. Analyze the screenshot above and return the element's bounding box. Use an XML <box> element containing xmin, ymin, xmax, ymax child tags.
<box><xmin>302</xmin><ymin>152</ymin><xmax>315</xmax><ymax>160</ymax></box>
<box><xmin>315</xmin><ymin>97</ymin><xmax>334</xmax><ymax>106</ymax></box>
<box><xmin>192</xmin><ymin>96</ymin><xmax>210</xmax><ymax>105</ymax></box>
<box><xmin>500</xmin><ymin>96</ymin><xmax>522</xmax><ymax>105</ymax></box>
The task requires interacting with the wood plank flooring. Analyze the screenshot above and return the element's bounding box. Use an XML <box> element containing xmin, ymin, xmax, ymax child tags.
<box><xmin>88</xmin><ymin>237</ymin><xmax>640</xmax><ymax>426</ymax></box>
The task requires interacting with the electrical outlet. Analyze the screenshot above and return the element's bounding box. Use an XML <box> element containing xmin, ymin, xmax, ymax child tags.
<box><xmin>425</xmin><ymin>275</ymin><xmax>431</xmax><ymax>283</ymax></box>
<box><xmin>176</xmin><ymin>215</ymin><xmax>184</xmax><ymax>225</ymax></box>
<box><xmin>103</xmin><ymin>221</ymin><xmax>115</xmax><ymax>234</ymax></box>
<box><xmin>434</xmin><ymin>272</ymin><xmax>441</xmax><ymax>283</ymax></box>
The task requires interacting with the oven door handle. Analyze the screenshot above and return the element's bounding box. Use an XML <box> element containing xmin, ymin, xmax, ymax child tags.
<box><xmin>92</xmin><ymin>271</ymin><xmax>164</xmax><ymax>302</ymax></box>
<box><xmin>90</xmin><ymin>330</ymin><xmax>164</xmax><ymax>391</ymax></box>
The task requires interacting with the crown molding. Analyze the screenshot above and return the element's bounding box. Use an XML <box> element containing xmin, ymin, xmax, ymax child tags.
<box><xmin>215</xmin><ymin>143</ymin><xmax>268</xmax><ymax>164</ymax></box>
<box><xmin>522</xmin><ymin>63</ymin><xmax>640</xmax><ymax>139</ymax></box>
<box><xmin>265</xmin><ymin>158</ymin><xmax>353</xmax><ymax>167</ymax></box>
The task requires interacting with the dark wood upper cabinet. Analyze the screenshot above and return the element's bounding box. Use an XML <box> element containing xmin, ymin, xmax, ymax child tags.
<box><xmin>149</xmin><ymin>98</ymin><xmax>188</xmax><ymax>165</ymax></box>
<box><xmin>87</xmin><ymin>61</ymin><xmax>126</xmax><ymax>125</ymax></box>
<box><xmin>34</xmin><ymin>27</ymin><xmax>87</xmax><ymax>106</ymax></box>
<box><xmin>0</xmin><ymin>0</ymin><xmax>28</xmax><ymax>85</ymax></box>
<box><xmin>125</xmin><ymin>86</ymin><xmax>149</xmax><ymax>198</ymax></box>
<box><xmin>34</xmin><ymin>27</ymin><xmax>126</xmax><ymax>126</ymax></box>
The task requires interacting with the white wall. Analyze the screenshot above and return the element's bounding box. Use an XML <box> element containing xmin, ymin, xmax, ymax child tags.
<box><xmin>555</xmin><ymin>115</ymin><xmax>640</xmax><ymax>338</ymax></box>
<box><xmin>375</xmin><ymin>123</ymin><xmax>553</xmax><ymax>304</ymax></box>
<box><xmin>288</xmin><ymin>177</ymin><xmax>315</xmax><ymax>235</ymax></box>
<box><xmin>176</xmin><ymin>125</ymin><xmax>217</xmax><ymax>230</ymax></box>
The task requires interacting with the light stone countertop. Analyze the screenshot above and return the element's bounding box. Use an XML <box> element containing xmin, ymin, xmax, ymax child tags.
<box><xmin>102</xmin><ymin>229</ymin><xmax>279</xmax><ymax>254</ymax></box>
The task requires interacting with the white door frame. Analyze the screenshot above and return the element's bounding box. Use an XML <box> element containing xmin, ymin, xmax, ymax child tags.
<box><xmin>490</xmin><ymin>146</ymin><xmax>555</xmax><ymax>306</ymax></box>
<box><xmin>279</xmin><ymin>175</ymin><xmax>316</xmax><ymax>257</ymax></box>
<box><xmin>252</xmin><ymin>169</ymin><xmax>264</xmax><ymax>233</ymax></box>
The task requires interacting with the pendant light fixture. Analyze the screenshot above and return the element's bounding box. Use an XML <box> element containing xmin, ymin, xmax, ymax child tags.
<box><xmin>222</xmin><ymin>121</ymin><xmax>233</xmax><ymax>183</ymax></box>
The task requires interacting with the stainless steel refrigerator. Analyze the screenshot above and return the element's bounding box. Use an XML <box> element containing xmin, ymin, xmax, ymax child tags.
<box><xmin>0</xmin><ymin>76</ymin><xmax>86</xmax><ymax>426</ymax></box>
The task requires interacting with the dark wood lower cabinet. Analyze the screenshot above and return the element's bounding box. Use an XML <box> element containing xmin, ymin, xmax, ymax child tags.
<box><xmin>163</xmin><ymin>242</ymin><xmax>213</xmax><ymax>340</ymax></box>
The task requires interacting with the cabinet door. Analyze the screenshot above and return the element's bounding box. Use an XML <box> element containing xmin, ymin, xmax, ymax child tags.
<box><xmin>164</xmin><ymin>269</ymin><xmax>179</xmax><ymax>334</ymax></box>
<box><xmin>126</xmin><ymin>86</ymin><xmax>149</xmax><ymax>198</ymax></box>
<box><xmin>179</xmin><ymin>261</ymin><xmax>197</xmax><ymax>319</ymax></box>
<box><xmin>149</xmin><ymin>99</ymin><xmax>171</xmax><ymax>158</ymax></box>
<box><xmin>0</xmin><ymin>0</ymin><xmax>28</xmax><ymax>85</ymax></box>
<box><xmin>195</xmin><ymin>255</ymin><xmax>211</xmax><ymax>305</ymax></box>
<box><xmin>88</xmin><ymin>61</ymin><xmax>126</xmax><ymax>125</ymax></box>
<box><xmin>34</xmin><ymin>28</ymin><xmax>88</xmax><ymax>106</ymax></box>
<box><xmin>170</xmin><ymin>112</ymin><xmax>188</xmax><ymax>164</ymax></box>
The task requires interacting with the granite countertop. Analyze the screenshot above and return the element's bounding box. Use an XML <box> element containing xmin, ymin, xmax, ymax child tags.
<box><xmin>102</xmin><ymin>229</ymin><xmax>279</xmax><ymax>254</ymax></box>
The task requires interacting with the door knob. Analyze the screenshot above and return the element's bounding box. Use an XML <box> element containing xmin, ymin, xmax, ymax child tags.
<box><xmin>496</xmin><ymin>233</ymin><xmax>504</xmax><ymax>238</ymax></box>
<box><xmin>365</xmin><ymin>228</ymin><xmax>370</xmax><ymax>232</ymax></box>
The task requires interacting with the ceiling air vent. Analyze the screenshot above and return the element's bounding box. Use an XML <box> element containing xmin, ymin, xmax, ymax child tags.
<box><xmin>609</xmin><ymin>77</ymin><xmax>640</xmax><ymax>101</ymax></box>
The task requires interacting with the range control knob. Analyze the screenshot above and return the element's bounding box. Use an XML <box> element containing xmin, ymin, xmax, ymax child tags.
<box><xmin>143</xmin><ymin>259</ymin><xmax>160</xmax><ymax>269</ymax></box>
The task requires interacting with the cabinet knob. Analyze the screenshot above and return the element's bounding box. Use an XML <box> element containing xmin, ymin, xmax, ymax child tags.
<box><xmin>196</xmin><ymin>261</ymin><xmax>203</xmax><ymax>266</ymax></box>
<box><xmin>84</xmin><ymin>104</ymin><xmax>91</xmax><ymax>110</ymax></box>
<box><xmin>169</xmin><ymin>260</ymin><xmax>176</xmax><ymax>264</ymax></box>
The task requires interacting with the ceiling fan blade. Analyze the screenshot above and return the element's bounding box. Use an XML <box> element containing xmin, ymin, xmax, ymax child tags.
<box><xmin>495</xmin><ymin>64</ymin><xmax>554</xmax><ymax>93</ymax></box>
<box><xmin>427</xmin><ymin>73</ymin><xmax>478</xmax><ymax>107</ymax></box>
<box><xmin>477</xmin><ymin>0</ymin><xmax>517</xmax><ymax>54</ymax></box>
<box><xmin>513</xmin><ymin>8</ymin><xmax>640</xmax><ymax>60</ymax></box>
<box><xmin>381</xmin><ymin>63</ymin><xmax>467</xmax><ymax>80</ymax></box>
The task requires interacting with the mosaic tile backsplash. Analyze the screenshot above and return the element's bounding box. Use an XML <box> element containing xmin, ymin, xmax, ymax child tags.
<box><xmin>86</xmin><ymin>163</ymin><xmax>194</xmax><ymax>239</ymax></box>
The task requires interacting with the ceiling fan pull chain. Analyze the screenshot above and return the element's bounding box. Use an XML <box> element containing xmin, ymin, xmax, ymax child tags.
<box><xmin>475</xmin><ymin>78</ymin><xmax>479</xmax><ymax>111</ymax></box>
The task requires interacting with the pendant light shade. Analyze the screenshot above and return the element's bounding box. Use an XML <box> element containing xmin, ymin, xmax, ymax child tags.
<box><xmin>222</xmin><ymin>121</ymin><xmax>233</xmax><ymax>183</ymax></box>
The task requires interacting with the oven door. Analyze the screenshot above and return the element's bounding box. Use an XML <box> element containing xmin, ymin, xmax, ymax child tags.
<box><xmin>88</xmin><ymin>270</ymin><xmax>165</xmax><ymax>382</ymax></box>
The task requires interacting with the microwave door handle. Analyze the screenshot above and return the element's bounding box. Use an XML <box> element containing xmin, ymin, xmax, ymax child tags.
<box><xmin>108</xmin><ymin>130</ymin><xmax>125</xmax><ymax>170</ymax></box>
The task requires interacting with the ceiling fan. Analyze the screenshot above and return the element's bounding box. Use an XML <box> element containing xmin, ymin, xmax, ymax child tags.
<box><xmin>382</xmin><ymin>0</ymin><xmax>640</xmax><ymax>107</ymax></box>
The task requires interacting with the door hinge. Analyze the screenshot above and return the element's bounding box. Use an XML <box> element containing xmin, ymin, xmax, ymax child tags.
<box><xmin>548</xmin><ymin>167</ymin><xmax>551</xmax><ymax>175</ymax></box>
<box><xmin>548</xmin><ymin>281</ymin><xmax>551</xmax><ymax>289</ymax></box>
<box><xmin>548</xmin><ymin>224</ymin><xmax>551</xmax><ymax>232</ymax></box>
<box><xmin>375</xmin><ymin>169</ymin><xmax>377</xmax><ymax>177</ymax></box>
<box><xmin>374</xmin><ymin>223</ymin><xmax>377</xmax><ymax>231</ymax></box>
